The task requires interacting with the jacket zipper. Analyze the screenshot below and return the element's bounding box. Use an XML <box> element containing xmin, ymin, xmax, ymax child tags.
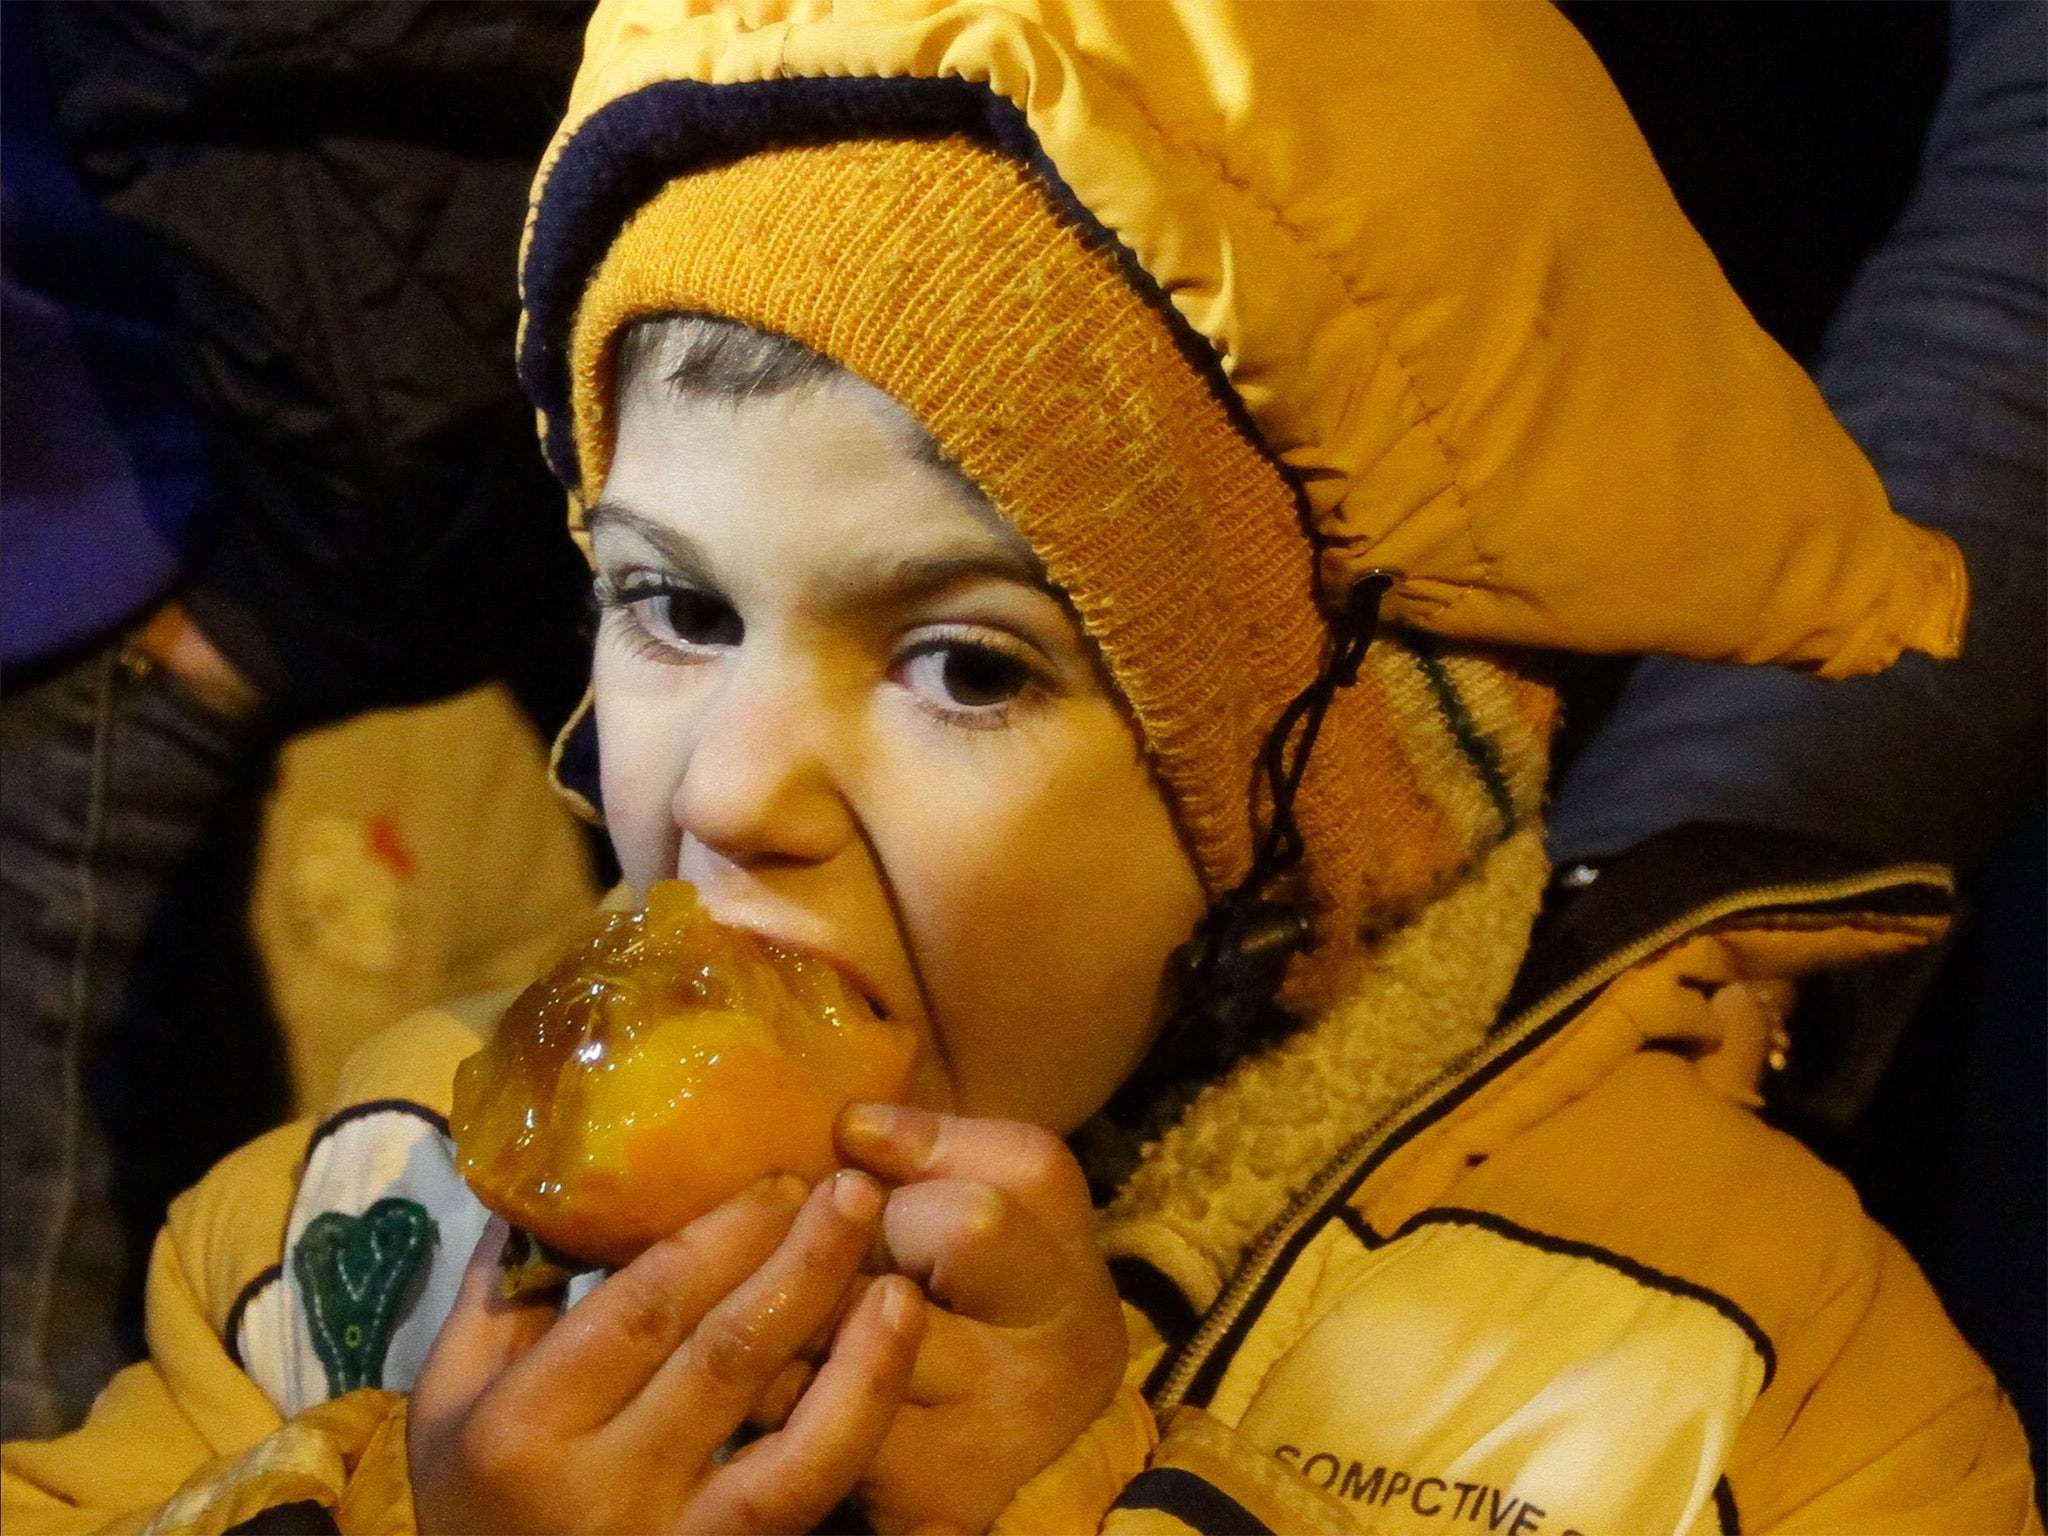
<box><xmin>1150</xmin><ymin>861</ymin><xmax>1953</xmax><ymax>1418</ymax></box>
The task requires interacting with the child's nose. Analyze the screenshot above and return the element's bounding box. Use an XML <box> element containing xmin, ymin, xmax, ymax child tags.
<box><xmin>670</xmin><ymin>655</ymin><xmax>856</xmax><ymax>869</ymax></box>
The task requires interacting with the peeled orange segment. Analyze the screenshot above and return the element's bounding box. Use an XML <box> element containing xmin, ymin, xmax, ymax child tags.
<box><xmin>451</xmin><ymin>880</ymin><xmax>915</xmax><ymax>1271</ymax></box>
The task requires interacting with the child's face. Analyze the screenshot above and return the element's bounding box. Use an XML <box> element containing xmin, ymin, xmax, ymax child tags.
<box><xmin>589</xmin><ymin>365</ymin><xmax>1207</xmax><ymax>1133</ymax></box>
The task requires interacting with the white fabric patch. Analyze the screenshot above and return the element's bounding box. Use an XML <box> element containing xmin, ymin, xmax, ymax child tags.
<box><xmin>1224</xmin><ymin>1218</ymin><xmax>1765</xmax><ymax>1536</ymax></box>
<box><xmin>240</xmin><ymin>1105</ymin><xmax>601</xmax><ymax>1416</ymax></box>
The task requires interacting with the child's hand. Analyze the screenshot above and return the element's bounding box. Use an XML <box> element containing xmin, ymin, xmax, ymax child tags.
<box><xmin>408</xmin><ymin>1173</ymin><xmax>924</xmax><ymax>1534</ymax></box>
<box><xmin>833</xmin><ymin>1105</ymin><xmax>1129</xmax><ymax>1535</ymax></box>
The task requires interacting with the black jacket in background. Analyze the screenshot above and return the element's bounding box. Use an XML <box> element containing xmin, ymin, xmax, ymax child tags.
<box><xmin>39</xmin><ymin>2</ymin><xmax>596</xmax><ymax>733</ymax></box>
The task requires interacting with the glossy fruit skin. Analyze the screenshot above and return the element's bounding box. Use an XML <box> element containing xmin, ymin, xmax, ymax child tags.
<box><xmin>451</xmin><ymin>881</ymin><xmax>915</xmax><ymax>1268</ymax></box>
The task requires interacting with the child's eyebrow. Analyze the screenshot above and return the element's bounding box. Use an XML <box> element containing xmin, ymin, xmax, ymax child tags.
<box><xmin>585</xmin><ymin>499</ymin><xmax>1059</xmax><ymax>611</ymax></box>
<box><xmin>828</xmin><ymin>547</ymin><xmax>1056</xmax><ymax>612</ymax></box>
<box><xmin>586</xmin><ymin>500</ymin><xmax>716</xmax><ymax>584</ymax></box>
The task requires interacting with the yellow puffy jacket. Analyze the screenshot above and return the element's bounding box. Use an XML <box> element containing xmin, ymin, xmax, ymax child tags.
<box><xmin>3</xmin><ymin>836</ymin><xmax>2037</xmax><ymax>1534</ymax></box>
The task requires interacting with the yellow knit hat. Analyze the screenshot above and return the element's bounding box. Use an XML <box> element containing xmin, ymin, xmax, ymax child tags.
<box><xmin>567</xmin><ymin>135</ymin><xmax>1553</xmax><ymax>1010</ymax></box>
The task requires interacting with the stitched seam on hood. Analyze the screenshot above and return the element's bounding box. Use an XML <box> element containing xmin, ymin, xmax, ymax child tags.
<box><xmin>1106</xmin><ymin>88</ymin><xmax>1491</xmax><ymax>595</ymax></box>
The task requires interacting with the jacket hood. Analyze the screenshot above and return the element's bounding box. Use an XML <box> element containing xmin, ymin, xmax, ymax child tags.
<box><xmin>519</xmin><ymin>0</ymin><xmax>1963</xmax><ymax>679</ymax></box>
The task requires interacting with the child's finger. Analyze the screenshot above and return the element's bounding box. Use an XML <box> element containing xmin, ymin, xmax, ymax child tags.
<box><xmin>788</xmin><ymin>1269</ymin><xmax>874</xmax><ymax>1368</ymax></box>
<box><xmin>885</xmin><ymin>1306</ymin><xmax>1111</xmax><ymax>1465</ymax></box>
<box><xmin>698</xmin><ymin>1273</ymin><xmax>927</xmax><ymax>1535</ymax></box>
<box><xmin>838</xmin><ymin>1104</ymin><xmax>1097</xmax><ymax>1248</ymax></box>
<box><xmin>897</xmin><ymin>1298</ymin><xmax>995</xmax><ymax>1406</ymax></box>
<box><xmin>754</xmin><ymin>1267</ymin><xmax>877</xmax><ymax>1421</ymax></box>
<box><xmin>610</xmin><ymin>1169</ymin><xmax>883</xmax><ymax>1456</ymax></box>
<box><xmin>410</xmin><ymin>1217</ymin><xmax>562</xmax><ymax>1436</ymax></box>
<box><xmin>493</xmin><ymin>1175</ymin><xmax>808</xmax><ymax>1436</ymax></box>
<box><xmin>880</xmin><ymin>1177</ymin><xmax>1068</xmax><ymax>1327</ymax></box>
<box><xmin>744</xmin><ymin>1357</ymin><xmax>815</xmax><ymax>1432</ymax></box>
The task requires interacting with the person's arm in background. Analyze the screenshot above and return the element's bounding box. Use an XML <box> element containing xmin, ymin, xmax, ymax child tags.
<box><xmin>1549</xmin><ymin>0</ymin><xmax>2042</xmax><ymax>895</ymax></box>
<box><xmin>1548</xmin><ymin>0</ymin><xmax>2043</xmax><ymax>1118</ymax></box>
<box><xmin>1545</xmin><ymin>0</ymin><xmax>2044</xmax><ymax>1467</ymax></box>
<box><xmin>37</xmin><ymin>1</ymin><xmax>596</xmax><ymax>738</ymax></box>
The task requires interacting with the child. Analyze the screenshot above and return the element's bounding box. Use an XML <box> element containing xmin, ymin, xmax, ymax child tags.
<box><xmin>5</xmin><ymin>2</ymin><xmax>2036</xmax><ymax>1532</ymax></box>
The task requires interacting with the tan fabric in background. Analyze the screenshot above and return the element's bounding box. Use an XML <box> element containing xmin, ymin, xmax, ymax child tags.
<box><xmin>251</xmin><ymin>684</ymin><xmax>598</xmax><ymax>1113</ymax></box>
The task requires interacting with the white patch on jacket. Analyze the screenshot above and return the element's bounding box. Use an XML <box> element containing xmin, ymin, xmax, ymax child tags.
<box><xmin>238</xmin><ymin>1106</ymin><xmax>600</xmax><ymax>1417</ymax></box>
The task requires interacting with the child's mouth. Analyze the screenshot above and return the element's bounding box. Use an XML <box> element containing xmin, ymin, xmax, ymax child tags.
<box><xmin>743</xmin><ymin>930</ymin><xmax>893</xmax><ymax>1023</ymax></box>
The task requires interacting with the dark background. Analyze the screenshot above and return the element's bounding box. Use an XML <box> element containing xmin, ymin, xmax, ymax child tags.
<box><xmin>1562</xmin><ymin>1</ymin><xmax>1951</xmax><ymax>369</ymax></box>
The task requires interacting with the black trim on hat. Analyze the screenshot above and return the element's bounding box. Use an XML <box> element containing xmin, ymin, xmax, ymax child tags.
<box><xmin>519</xmin><ymin>74</ymin><xmax>1299</xmax><ymax>533</ymax></box>
<box><xmin>522</xmin><ymin>76</ymin><xmax>1011</xmax><ymax>485</ymax></box>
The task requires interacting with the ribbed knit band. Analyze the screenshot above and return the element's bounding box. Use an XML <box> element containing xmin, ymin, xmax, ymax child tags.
<box><xmin>568</xmin><ymin>135</ymin><xmax>1554</xmax><ymax>1006</ymax></box>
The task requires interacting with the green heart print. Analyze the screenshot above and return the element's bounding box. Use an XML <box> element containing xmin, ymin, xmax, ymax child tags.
<box><xmin>292</xmin><ymin>1197</ymin><xmax>437</xmax><ymax>1395</ymax></box>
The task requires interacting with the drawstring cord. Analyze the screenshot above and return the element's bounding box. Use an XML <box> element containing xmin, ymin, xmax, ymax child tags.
<box><xmin>1252</xmin><ymin>571</ymin><xmax>1395</xmax><ymax>876</ymax></box>
<box><xmin>1109</xmin><ymin>572</ymin><xmax>1397</xmax><ymax>1117</ymax></box>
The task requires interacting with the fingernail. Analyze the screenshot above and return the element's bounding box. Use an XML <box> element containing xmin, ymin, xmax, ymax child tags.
<box><xmin>879</xmin><ymin>1274</ymin><xmax>920</xmax><ymax>1334</ymax></box>
<box><xmin>832</xmin><ymin>1168</ymin><xmax>882</xmax><ymax>1223</ymax></box>
<box><xmin>839</xmin><ymin>1101</ymin><xmax>898</xmax><ymax>1144</ymax></box>
<box><xmin>843</xmin><ymin>1102</ymin><xmax>942</xmax><ymax>1161</ymax></box>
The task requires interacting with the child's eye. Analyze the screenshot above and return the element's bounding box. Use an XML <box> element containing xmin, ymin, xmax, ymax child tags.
<box><xmin>898</xmin><ymin>634</ymin><xmax>1041</xmax><ymax>722</ymax></box>
<box><xmin>599</xmin><ymin>576</ymin><xmax>743</xmax><ymax>651</ymax></box>
<box><xmin>649</xmin><ymin>587</ymin><xmax>743</xmax><ymax>647</ymax></box>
